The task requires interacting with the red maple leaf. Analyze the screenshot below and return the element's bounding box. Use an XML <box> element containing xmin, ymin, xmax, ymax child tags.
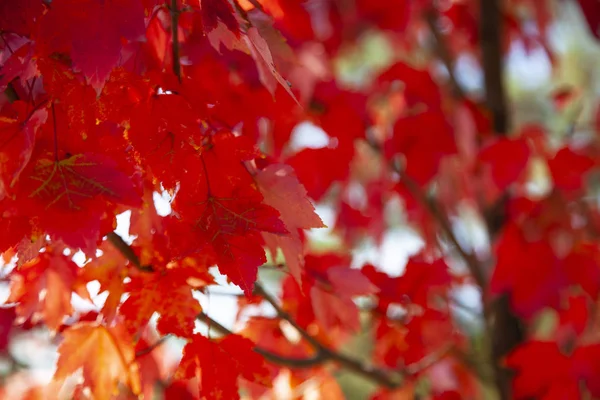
<box><xmin>10</xmin><ymin>120</ymin><xmax>141</xmax><ymax>254</ymax></box>
<box><xmin>176</xmin><ymin>334</ymin><xmax>270</xmax><ymax>400</ymax></box>
<box><xmin>256</xmin><ymin>163</ymin><xmax>325</xmax><ymax>281</ymax></box>
<box><xmin>0</xmin><ymin>100</ymin><xmax>47</xmax><ymax>197</ymax></box>
<box><xmin>36</xmin><ymin>0</ymin><xmax>146</xmax><ymax>90</ymax></box>
<box><xmin>120</xmin><ymin>268</ymin><xmax>203</xmax><ymax>338</ymax></box>
<box><xmin>201</xmin><ymin>0</ymin><xmax>240</xmax><ymax>34</ymax></box>
<box><xmin>168</xmin><ymin>133</ymin><xmax>287</xmax><ymax>295</ymax></box>
<box><xmin>478</xmin><ymin>137</ymin><xmax>531</xmax><ymax>191</ymax></box>
<box><xmin>507</xmin><ymin>340</ymin><xmax>600</xmax><ymax>399</ymax></box>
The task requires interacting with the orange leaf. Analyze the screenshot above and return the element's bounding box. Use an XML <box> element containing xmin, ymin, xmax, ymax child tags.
<box><xmin>8</xmin><ymin>250</ymin><xmax>90</xmax><ymax>331</ymax></box>
<box><xmin>53</xmin><ymin>322</ymin><xmax>141</xmax><ymax>400</ymax></box>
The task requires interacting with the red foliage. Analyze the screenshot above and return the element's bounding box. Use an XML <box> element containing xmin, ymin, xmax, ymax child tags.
<box><xmin>1</xmin><ymin>0</ymin><xmax>600</xmax><ymax>399</ymax></box>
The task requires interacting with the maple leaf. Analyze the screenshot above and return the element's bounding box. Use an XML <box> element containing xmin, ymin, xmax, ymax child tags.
<box><xmin>206</xmin><ymin>20</ymin><xmax>297</xmax><ymax>101</ymax></box>
<box><xmin>120</xmin><ymin>269</ymin><xmax>202</xmax><ymax>338</ymax></box>
<box><xmin>287</xmin><ymin>145</ymin><xmax>355</xmax><ymax>201</ymax></box>
<box><xmin>37</xmin><ymin>0</ymin><xmax>146</xmax><ymax>90</ymax></box>
<box><xmin>201</xmin><ymin>0</ymin><xmax>241</xmax><ymax>34</ymax></box>
<box><xmin>0</xmin><ymin>1</ymin><xmax>44</xmax><ymax>37</ymax></box>
<box><xmin>176</xmin><ymin>334</ymin><xmax>270</xmax><ymax>400</ymax></box>
<box><xmin>506</xmin><ymin>340</ymin><xmax>600</xmax><ymax>399</ymax></box>
<box><xmin>81</xmin><ymin>241</ymin><xmax>130</xmax><ymax>323</ymax></box>
<box><xmin>356</xmin><ymin>0</ymin><xmax>411</xmax><ymax>31</ymax></box>
<box><xmin>169</xmin><ymin>133</ymin><xmax>287</xmax><ymax>295</ymax></box>
<box><xmin>386</xmin><ymin>109</ymin><xmax>456</xmax><ymax>186</ymax></box>
<box><xmin>239</xmin><ymin>316</ymin><xmax>316</xmax><ymax>361</ymax></box>
<box><xmin>0</xmin><ymin>41</ymin><xmax>38</xmax><ymax>93</ymax></box>
<box><xmin>53</xmin><ymin>322</ymin><xmax>141</xmax><ymax>400</ymax></box>
<box><xmin>128</xmin><ymin>93</ymin><xmax>202</xmax><ymax>189</ymax></box>
<box><xmin>243</xmin><ymin>27</ymin><xmax>297</xmax><ymax>100</ymax></box>
<box><xmin>128</xmin><ymin>185</ymin><xmax>168</xmax><ymax>266</ymax></box>
<box><xmin>297</xmin><ymin>253</ymin><xmax>379</xmax><ymax>335</ymax></box>
<box><xmin>547</xmin><ymin>146</ymin><xmax>595</xmax><ymax>193</ymax></box>
<box><xmin>256</xmin><ymin>164</ymin><xmax>325</xmax><ymax>281</ymax></box>
<box><xmin>478</xmin><ymin>137</ymin><xmax>530</xmax><ymax>191</ymax></box>
<box><xmin>7</xmin><ymin>250</ymin><xmax>91</xmax><ymax>331</ymax></box>
<box><xmin>18</xmin><ymin>148</ymin><xmax>140</xmax><ymax>253</ymax></box>
<box><xmin>363</xmin><ymin>256</ymin><xmax>452</xmax><ymax>311</ymax></box>
<box><xmin>0</xmin><ymin>101</ymin><xmax>47</xmax><ymax>197</ymax></box>
<box><xmin>490</xmin><ymin>223</ymin><xmax>565</xmax><ymax>317</ymax></box>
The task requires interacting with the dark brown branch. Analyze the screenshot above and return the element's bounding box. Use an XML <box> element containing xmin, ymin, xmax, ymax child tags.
<box><xmin>364</xmin><ymin>136</ymin><xmax>497</xmax><ymax>387</ymax></box>
<box><xmin>254</xmin><ymin>282</ymin><xmax>402</xmax><ymax>388</ymax></box>
<box><xmin>106</xmin><ymin>227</ymin><xmax>432</xmax><ymax>388</ymax></box>
<box><xmin>253</xmin><ymin>283</ymin><xmax>323</xmax><ymax>350</ymax></box>
<box><xmin>365</xmin><ymin>137</ymin><xmax>486</xmax><ymax>289</ymax></box>
<box><xmin>170</xmin><ymin>0</ymin><xmax>182</xmax><ymax>83</ymax></box>
<box><xmin>135</xmin><ymin>335</ymin><xmax>171</xmax><ymax>358</ymax></box>
<box><xmin>479</xmin><ymin>2</ymin><xmax>522</xmax><ymax>399</ymax></box>
<box><xmin>196</xmin><ymin>312</ymin><xmax>326</xmax><ymax>368</ymax></box>
<box><xmin>106</xmin><ymin>232</ymin><xmax>154</xmax><ymax>272</ymax></box>
<box><xmin>398</xmin><ymin>172</ymin><xmax>487</xmax><ymax>289</ymax></box>
<box><xmin>480</xmin><ymin>0</ymin><xmax>509</xmax><ymax>135</ymax></box>
<box><xmin>425</xmin><ymin>9</ymin><xmax>466</xmax><ymax>100</ymax></box>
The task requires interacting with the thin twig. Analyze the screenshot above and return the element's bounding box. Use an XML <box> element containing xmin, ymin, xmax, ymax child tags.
<box><xmin>135</xmin><ymin>335</ymin><xmax>171</xmax><ymax>358</ymax></box>
<box><xmin>106</xmin><ymin>226</ymin><xmax>428</xmax><ymax>388</ymax></box>
<box><xmin>424</xmin><ymin>9</ymin><xmax>466</xmax><ymax>100</ymax></box>
<box><xmin>364</xmin><ymin>136</ymin><xmax>496</xmax><ymax>388</ymax></box>
<box><xmin>253</xmin><ymin>283</ymin><xmax>323</xmax><ymax>350</ymax></box>
<box><xmin>365</xmin><ymin>138</ymin><xmax>486</xmax><ymax>289</ymax></box>
<box><xmin>253</xmin><ymin>282</ymin><xmax>402</xmax><ymax>388</ymax></box>
<box><xmin>170</xmin><ymin>0</ymin><xmax>182</xmax><ymax>82</ymax></box>
<box><xmin>196</xmin><ymin>312</ymin><xmax>325</xmax><ymax>368</ymax></box>
<box><xmin>398</xmin><ymin>173</ymin><xmax>486</xmax><ymax>289</ymax></box>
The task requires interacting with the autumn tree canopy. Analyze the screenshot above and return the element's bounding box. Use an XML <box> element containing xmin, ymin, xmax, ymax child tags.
<box><xmin>1</xmin><ymin>0</ymin><xmax>600</xmax><ymax>399</ymax></box>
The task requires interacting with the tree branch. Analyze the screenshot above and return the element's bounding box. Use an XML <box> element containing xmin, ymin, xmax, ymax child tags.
<box><xmin>364</xmin><ymin>138</ymin><xmax>487</xmax><ymax>289</ymax></box>
<box><xmin>105</xmin><ymin>225</ymin><xmax>436</xmax><ymax>389</ymax></box>
<box><xmin>398</xmin><ymin>172</ymin><xmax>487</xmax><ymax>289</ymax></box>
<box><xmin>254</xmin><ymin>282</ymin><xmax>403</xmax><ymax>388</ymax></box>
<box><xmin>480</xmin><ymin>0</ymin><xmax>508</xmax><ymax>135</ymax></box>
<box><xmin>479</xmin><ymin>2</ymin><xmax>522</xmax><ymax>399</ymax></box>
<box><xmin>253</xmin><ymin>283</ymin><xmax>323</xmax><ymax>350</ymax></box>
<box><xmin>196</xmin><ymin>312</ymin><xmax>326</xmax><ymax>368</ymax></box>
<box><xmin>135</xmin><ymin>335</ymin><xmax>171</xmax><ymax>358</ymax></box>
<box><xmin>106</xmin><ymin>232</ymin><xmax>154</xmax><ymax>272</ymax></box>
<box><xmin>363</xmin><ymin>136</ymin><xmax>498</xmax><ymax>389</ymax></box>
